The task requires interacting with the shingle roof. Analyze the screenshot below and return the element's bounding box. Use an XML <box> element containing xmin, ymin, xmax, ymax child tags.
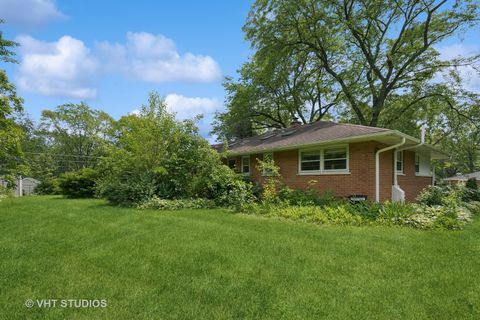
<box><xmin>218</xmin><ymin>121</ymin><xmax>391</xmax><ymax>155</ymax></box>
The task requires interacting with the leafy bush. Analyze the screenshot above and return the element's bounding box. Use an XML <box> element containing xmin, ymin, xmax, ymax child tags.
<box><xmin>278</xmin><ymin>185</ymin><xmax>340</xmax><ymax>206</ymax></box>
<box><xmin>97</xmin><ymin>171</ymin><xmax>157</xmax><ymax>206</ymax></box>
<box><xmin>416</xmin><ymin>186</ymin><xmax>446</xmax><ymax>206</ymax></box>
<box><xmin>463</xmin><ymin>179</ymin><xmax>480</xmax><ymax>202</ymax></box>
<box><xmin>0</xmin><ymin>185</ymin><xmax>12</xmax><ymax>202</ymax></box>
<box><xmin>35</xmin><ymin>178</ymin><xmax>60</xmax><ymax>195</ymax></box>
<box><xmin>138</xmin><ymin>197</ymin><xmax>216</xmax><ymax>210</ymax></box>
<box><xmin>58</xmin><ymin>168</ymin><xmax>98</xmax><ymax>198</ymax></box>
<box><xmin>466</xmin><ymin>178</ymin><xmax>478</xmax><ymax>190</ymax></box>
<box><xmin>97</xmin><ymin>92</ymin><xmax>255</xmax><ymax>208</ymax></box>
<box><xmin>240</xmin><ymin>194</ymin><xmax>478</xmax><ymax>230</ymax></box>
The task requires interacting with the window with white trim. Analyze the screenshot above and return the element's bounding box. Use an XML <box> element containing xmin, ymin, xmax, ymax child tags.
<box><xmin>241</xmin><ymin>156</ymin><xmax>250</xmax><ymax>175</ymax></box>
<box><xmin>300</xmin><ymin>151</ymin><xmax>321</xmax><ymax>171</ymax></box>
<box><xmin>415</xmin><ymin>153</ymin><xmax>432</xmax><ymax>176</ymax></box>
<box><xmin>396</xmin><ymin>151</ymin><xmax>404</xmax><ymax>173</ymax></box>
<box><xmin>415</xmin><ymin>154</ymin><xmax>420</xmax><ymax>174</ymax></box>
<box><xmin>324</xmin><ymin>147</ymin><xmax>347</xmax><ymax>171</ymax></box>
<box><xmin>299</xmin><ymin>145</ymin><xmax>349</xmax><ymax>174</ymax></box>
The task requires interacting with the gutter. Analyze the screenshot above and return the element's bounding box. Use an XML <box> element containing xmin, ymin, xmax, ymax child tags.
<box><xmin>396</xmin><ymin>126</ymin><xmax>433</xmax><ymax>184</ymax></box>
<box><xmin>375</xmin><ymin>137</ymin><xmax>406</xmax><ymax>202</ymax></box>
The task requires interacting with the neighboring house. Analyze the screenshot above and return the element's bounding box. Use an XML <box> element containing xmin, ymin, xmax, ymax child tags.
<box><xmin>0</xmin><ymin>177</ymin><xmax>40</xmax><ymax>196</ymax></box>
<box><xmin>444</xmin><ymin>171</ymin><xmax>480</xmax><ymax>187</ymax></box>
<box><xmin>215</xmin><ymin>121</ymin><xmax>446</xmax><ymax>202</ymax></box>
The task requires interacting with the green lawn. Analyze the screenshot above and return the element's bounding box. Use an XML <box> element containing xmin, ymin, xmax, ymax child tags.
<box><xmin>0</xmin><ymin>196</ymin><xmax>479</xmax><ymax>319</ymax></box>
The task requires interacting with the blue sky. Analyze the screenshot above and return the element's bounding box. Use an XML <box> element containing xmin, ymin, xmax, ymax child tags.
<box><xmin>1</xmin><ymin>0</ymin><xmax>479</xmax><ymax>141</ymax></box>
<box><xmin>1</xmin><ymin>0</ymin><xmax>254</xmax><ymax>141</ymax></box>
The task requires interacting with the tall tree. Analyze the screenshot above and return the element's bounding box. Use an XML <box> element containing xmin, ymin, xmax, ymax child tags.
<box><xmin>242</xmin><ymin>0</ymin><xmax>479</xmax><ymax>126</ymax></box>
<box><xmin>38</xmin><ymin>103</ymin><xmax>113</xmax><ymax>173</ymax></box>
<box><xmin>213</xmin><ymin>41</ymin><xmax>339</xmax><ymax>140</ymax></box>
<box><xmin>0</xmin><ymin>19</ymin><xmax>25</xmax><ymax>183</ymax></box>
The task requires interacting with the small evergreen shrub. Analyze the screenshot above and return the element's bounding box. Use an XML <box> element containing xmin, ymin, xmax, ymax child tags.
<box><xmin>58</xmin><ymin>168</ymin><xmax>98</xmax><ymax>198</ymax></box>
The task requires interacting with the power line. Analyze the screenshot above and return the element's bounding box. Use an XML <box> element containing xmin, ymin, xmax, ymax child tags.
<box><xmin>23</xmin><ymin>152</ymin><xmax>104</xmax><ymax>159</ymax></box>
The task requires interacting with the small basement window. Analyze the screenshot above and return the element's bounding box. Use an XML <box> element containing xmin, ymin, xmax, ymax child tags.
<box><xmin>241</xmin><ymin>156</ymin><xmax>250</xmax><ymax>175</ymax></box>
<box><xmin>396</xmin><ymin>151</ymin><xmax>404</xmax><ymax>173</ymax></box>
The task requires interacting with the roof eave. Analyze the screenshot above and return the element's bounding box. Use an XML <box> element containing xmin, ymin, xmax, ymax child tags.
<box><xmin>225</xmin><ymin>130</ymin><xmax>396</xmax><ymax>156</ymax></box>
<box><xmin>224</xmin><ymin>130</ymin><xmax>448</xmax><ymax>159</ymax></box>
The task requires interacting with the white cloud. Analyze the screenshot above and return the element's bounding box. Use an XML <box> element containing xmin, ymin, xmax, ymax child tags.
<box><xmin>437</xmin><ymin>43</ymin><xmax>480</xmax><ymax>93</ymax></box>
<box><xmin>96</xmin><ymin>32</ymin><xmax>222</xmax><ymax>83</ymax></box>
<box><xmin>0</xmin><ymin>0</ymin><xmax>66</xmax><ymax>28</ymax></box>
<box><xmin>14</xmin><ymin>32</ymin><xmax>222</xmax><ymax>99</ymax></box>
<box><xmin>16</xmin><ymin>35</ymin><xmax>98</xmax><ymax>99</ymax></box>
<box><xmin>164</xmin><ymin>94</ymin><xmax>219</xmax><ymax>120</ymax></box>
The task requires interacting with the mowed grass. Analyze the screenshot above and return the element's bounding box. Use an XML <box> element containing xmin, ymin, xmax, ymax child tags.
<box><xmin>0</xmin><ymin>196</ymin><xmax>479</xmax><ymax>319</ymax></box>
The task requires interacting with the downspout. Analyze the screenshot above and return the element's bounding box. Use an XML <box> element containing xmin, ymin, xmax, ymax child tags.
<box><xmin>375</xmin><ymin>137</ymin><xmax>406</xmax><ymax>202</ymax></box>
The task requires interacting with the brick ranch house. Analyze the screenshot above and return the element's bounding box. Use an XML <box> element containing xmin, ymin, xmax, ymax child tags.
<box><xmin>215</xmin><ymin>121</ymin><xmax>447</xmax><ymax>202</ymax></box>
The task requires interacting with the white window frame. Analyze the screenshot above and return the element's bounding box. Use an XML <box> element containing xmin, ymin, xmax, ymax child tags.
<box><xmin>241</xmin><ymin>155</ymin><xmax>250</xmax><ymax>175</ymax></box>
<box><xmin>414</xmin><ymin>152</ymin><xmax>433</xmax><ymax>177</ymax></box>
<box><xmin>298</xmin><ymin>144</ymin><xmax>349</xmax><ymax>175</ymax></box>
<box><xmin>396</xmin><ymin>151</ymin><xmax>404</xmax><ymax>174</ymax></box>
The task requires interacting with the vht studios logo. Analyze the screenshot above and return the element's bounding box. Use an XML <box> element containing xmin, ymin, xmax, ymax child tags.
<box><xmin>25</xmin><ymin>299</ymin><xmax>107</xmax><ymax>308</ymax></box>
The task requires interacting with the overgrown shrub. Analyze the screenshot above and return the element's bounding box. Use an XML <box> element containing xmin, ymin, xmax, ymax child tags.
<box><xmin>416</xmin><ymin>186</ymin><xmax>446</xmax><ymax>206</ymax></box>
<box><xmin>0</xmin><ymin>185</ymin><xmax>12</xmax><ymax>202</ymax></box>
<box><xmin>463</xmin><ymin>178</ymin><xmax>480</xmax><ymax>202</ymax></box>
<box><xmin>278</xmin><ymin>185</ymin><xmax>339</xmax><ymax>206</ymax></box>
<box><xmin>466</xmin><ymin>178</ymin><xmax>478</xmax><ymax>190</ymax></box>
<box><xmin>138</xmin><ymin>197</ymin><xmax>216</xmax><ymax>210</ymax></box>
<box><xmin>96</xmin><ymin>92</ymin><xmax>255</xmax><ymax>208</ymax></box>
<box><xmin>58</xmin><ymin>168</ymin><xmax>98</xmax><ymax>198</ymax></box>
<box><xmin>35</xmin><ymin>178</ymin><xmax>60</xmax><ymax>195</ymax></box>
<box><xmin>97</xmin><ymin>171</ymin><xmax>157</xmax><ymax>206</ymax></box>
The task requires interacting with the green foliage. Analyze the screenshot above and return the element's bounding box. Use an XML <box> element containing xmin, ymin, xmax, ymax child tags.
<box><xmin>417</xmin><ymin>186</ymin><xmax>448</xmax><ymax>206</ymax></box>
<box><xmin>242</xmin><ymin>183</ymin><xmax>480</xmax><ymax>230</ymax></box>
<box><xmin>138</xmin><ymin>197</ymin><xmax>216</xmax><ymax>210</ymax></box>
<box><xmin>0</xmin><ymin>185</ymin><xmax>12</xmax><ymax>201</ymax></box>
<box><xmin>243</xmin><ymin>0</ymin><xmax>479</xmax><ymax>127</ymax></box>
<box><xmin>466</xmin><ymin>178</ymin><xmax>478</xmax><ymax>190</ymax></box>
<box><xmin>97</xmin><ymin>170</ymin><xmax>157</xmax><ymax>206</ymax></box>
<box><xmin>97</xmin><ymin>92</ymin><xmax>255</xmax><ymax>208</ymax></box>
<box><xmin>1</xmin><ymin>20</ymin><xmax>24</xmax><ymax>179</ymax></box>
<box><xmin>278</xmin><ymin>182</ymin><xmax>339</xmax><ymax>206</ymax></box>
<box><xmin>35</xmin><ymin>178</ymin><xmax>60</xmax><ymax>195</ymax></box>
<box><xmin>255</xmin><ymin>157</ymin><xmax>281</xmax><ymax>203</ymax></box>
<box><xmin>38</xmin><ymin>103</ymin><xmax>113</xmax><ymax>174</ymax></box>
<box><xmin>58</xmin><ymin>168</ymin><xmax>98</xmax><ymax>198</ymax></box>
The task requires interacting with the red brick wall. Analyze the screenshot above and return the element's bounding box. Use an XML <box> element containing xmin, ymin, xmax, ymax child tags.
<box><xmin>398</xmin><ymin>150</ymin><xmax>433</xmax><ymax>202</ymax></box>
<box><xmin>231</xmin><ymin>142</ymin><xmax>432</xmax><ymax>202</ymax></box>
